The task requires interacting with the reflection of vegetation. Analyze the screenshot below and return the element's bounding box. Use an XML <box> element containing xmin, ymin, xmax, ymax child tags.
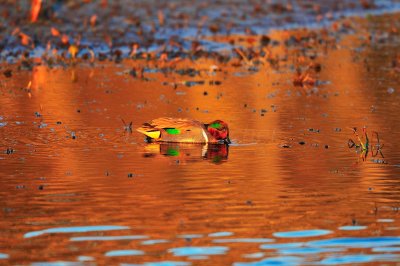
<box><xmin>348</xmin><ymin>127</ymin><xmax>384</xmax><ymax>161</ymax></box>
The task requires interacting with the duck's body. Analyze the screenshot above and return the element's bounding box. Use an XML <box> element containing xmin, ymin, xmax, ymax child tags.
<box><xmin>137</xmin><ymin>117</ymin><xmax>230</xmax><ymax>144</ymax></box>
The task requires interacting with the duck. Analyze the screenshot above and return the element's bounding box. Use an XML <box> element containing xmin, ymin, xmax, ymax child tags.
<box><xmin>136</xmin><ymin>117</ymin><xmax>230</xmax><ymax>144</ymax></box>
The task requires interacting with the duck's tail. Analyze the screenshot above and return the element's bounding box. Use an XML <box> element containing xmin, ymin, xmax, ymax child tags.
<box><xmin>136</xmin><ymin>123</ymin><xmax>161</xmax><ymax>139</ymax></box>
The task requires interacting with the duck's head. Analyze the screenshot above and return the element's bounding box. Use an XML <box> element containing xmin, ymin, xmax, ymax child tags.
<box><xmin>206</xmin><ymin>120</ymin><xmax>231</xmax><ymax>144</ymax></box>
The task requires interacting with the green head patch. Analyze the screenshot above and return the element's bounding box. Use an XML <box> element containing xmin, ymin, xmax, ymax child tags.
<box><xmin>209</xmin><ymin>122</ymin><xmax>222</xmax><ymax>129</ymax></box>
<box><xmin>164</xmin><ymin>128</ymin><xmax>181</xmax><ymax>135</ymax></box>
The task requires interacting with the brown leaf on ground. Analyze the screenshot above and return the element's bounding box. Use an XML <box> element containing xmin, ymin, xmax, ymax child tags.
<box><xmin>293</xmin><ymin>69</ymin><xmax>315</xmax><ymax>87</ymax></box>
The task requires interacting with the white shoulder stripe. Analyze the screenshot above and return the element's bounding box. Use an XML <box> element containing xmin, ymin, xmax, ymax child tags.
<box><xmin>201</xmin><ymin>128</ymin><xmax>209</xmax><ymax>143</ymax></box>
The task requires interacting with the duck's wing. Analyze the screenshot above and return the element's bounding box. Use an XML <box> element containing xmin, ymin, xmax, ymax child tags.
<box><xmin>137</xmin><ymin>118</ymin><xmax>213</xmax><ymax>143</ymax></box>
<box><xmin>149</xmin><ymin>117</ymin><xmax>203</xmax><ymax>129</ymax></box>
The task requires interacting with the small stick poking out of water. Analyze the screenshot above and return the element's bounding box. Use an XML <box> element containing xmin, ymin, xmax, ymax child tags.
<box><xmin>121</xmin><ymin>118</ymin><xmax>133</xmax><ymax>133</ymax></box>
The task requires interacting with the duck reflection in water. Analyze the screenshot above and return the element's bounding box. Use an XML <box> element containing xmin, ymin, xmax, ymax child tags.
<box><xmin>143</xmin><ymin>143</ymin><xmax>229</xmax><ymax>164</ymax></box>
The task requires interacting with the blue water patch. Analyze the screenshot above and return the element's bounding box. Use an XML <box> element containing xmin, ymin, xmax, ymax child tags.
<box><xmin>233</xmin><ymin>256</ymin><xmax>304</xmax><ymax>266</ymax></box>
<box><xmin>77</xmin><ymin>256</ymin><xmax>94</xmax><ymax>261</ymax></box>
<box><xmin>70</xmin><ymin>235</ymin><xmax>147</xmax><ymax>241</ymax></box>
<box><xmin>0</xmin><ymin>253</ymin><xmax>9</xmax><ymax>259</ymax></box>
<box><xmin>141</xmin><ymin>239</ymin><xmax>170</xmax><ymax>245</ymax></box>
<box><xmin>169</xmin><ymin>246</ymin><xmax>229</xmax><ymax>256</ymax></box>
<box><xmin>242</xmin><ymin>252</ymin><xmax>265</xmax><ymax>259</ymax></box>
<box><xmin>260</xmin><ymin>243</ymin><xmax>304</xmax><ymax>250</ymax></box>
<box><xmin>308</xmin><ymin>237</ymin><xmax>400</xmax><ymax>248</ymax></box>
<box><xmin>338</xmin><ymin>226</ymin><xmax>367</xmax><ymax>231</ymax></box>
<box><xmin>31</xmin><ymin>262</ymin><xmax>85</xmax><ymax>266</ymax></box>
<box><xmin>188</xmin><ymin>256</ymin><xmax>208</xmax><ymax>260</ymax></box>
<box><xmin>212</xmin><ymin>238</ymin><xmax>274</xmax><ymax>243</ymax></box>
<box><xmin>105</xmin><ymin>249</ymin><xmax>144</xmax><ymax>257</ymax></box>
<box><xmin>0</xmin><ymin>122</ymin><xmax>7</xmax><ymax>127</ymax></box>
<box><xmin>277</xmin><ymin>247</ymin><xmax>345</xmax><ymax>255</ymax></box>
<box><xmin>177</xmin><ymin>234</ymin><xmax>203</xmax><ymax>239</ymax></box>
<box><xmin>120</xmin><ymin>262</ymin><xmax>191</xmax><ymax>266</ymax></box>
<box><xmin>273</xmin><ymin>229</ymin><xmax>332</xmax><ymax>238</ymax></box>
<box><xmin>377</xmin><ymin>219</ymin><xmax>394</xmax><ymax>223</ymax></box>
<box><xmin>208</xmin><ymin>231</ymin><xmax>234</xmax><ymax>237</ymax></box>
<box><xmin>318</xmin><ymin>254</ymin><xmax>400</xmax><ymax>265</ymax></box>
<box><xmin>24</xmin><ymin>225</ymin><xmax>130</xmax><ymax>238</ymax></box>
<box><xmin>372</xmin><ymin>247</ymin><xmax>400</xmax><ymax>252</ymax></box>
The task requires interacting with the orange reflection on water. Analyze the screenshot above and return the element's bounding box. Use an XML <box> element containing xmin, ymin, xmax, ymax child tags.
<box><xmin>1</xmin><ymin>15</ymin><xmax>400</xmax><ymax>265</ymax></box>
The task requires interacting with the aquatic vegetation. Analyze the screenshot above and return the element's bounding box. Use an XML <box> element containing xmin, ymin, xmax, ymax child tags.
<box><xmin>348</xmin><ymin>127</ymin><xmax>384</xmax><ymax>161</ymax></box>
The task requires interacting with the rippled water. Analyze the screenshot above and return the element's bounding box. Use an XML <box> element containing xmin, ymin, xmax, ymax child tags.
<box><xmin>1</xmin><ymin>12</ymin><xmax>400</xmax><ymax>266</ymax></box>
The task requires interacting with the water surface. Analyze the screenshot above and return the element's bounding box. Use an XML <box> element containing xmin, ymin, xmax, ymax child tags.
<box><xmin>1</xmin><ymin>11</ymin><xmax>400</xmax><ymax>266</ymax></box>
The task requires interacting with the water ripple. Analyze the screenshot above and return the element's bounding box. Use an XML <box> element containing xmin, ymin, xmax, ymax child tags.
<box><xmin>212</xmin><ymin>238</ymin><xmax>274</xmax><ymax>243</ymax></box>
<box><xmin>273</xmin><ymin>229</ymin><xmax>332</xmax><ymax>238</ymax></box>
<box><xmin>141</xmin><ymin>239</ymin><xmax>170</xmax><ymax>245</ymax></box>
<box><xmin>208</xmin><ymin>232</ymin><xmax>234</xmax><ymax>237</ymax></box>
<box><xmin>317</xmin><ymin>254</ymin><xmax>400</xmax><ymax>265</ymax></box>
<box><xmin>24</xmin><ymin>225</ymin><xmax>130</xmax><ymax>238</ymax></box>
<box><xmin>308</xmin><ymin>237</ymin><xmax>400</xmax><ymax>248</ymax></box>
<box><xmin>234</xmin><ymin>256</ymin><xmax>304</xmax><ymax>266</ymax></box>
<box><xmin>169</xmin><ymin>246</ymin><xmax>229</xmax><ymax>256</ymax></box>
<box><xmin>105</xmin><ymin>249</ymin><xmax>144</xmax><ymax>257</ymax></box>
<box><xmin>70</xmin><ymin>235</ymin><xmax>148</xmax><ymax>241</ymax></box>
<box><xmin>338</xmin><ymin>226</ymin><xmax>367</xmax><ymax>231</ymax></box>
<box><xmin>121</xmin><ymin>262</ymin><xmax>190</xmax><ymax>266</ymax></box>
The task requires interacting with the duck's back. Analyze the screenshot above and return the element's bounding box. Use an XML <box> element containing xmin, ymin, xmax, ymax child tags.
<box><xmin>137</xmin><ymin>117</ymin><xmax>215</xmax><ymax>143</ymax></box>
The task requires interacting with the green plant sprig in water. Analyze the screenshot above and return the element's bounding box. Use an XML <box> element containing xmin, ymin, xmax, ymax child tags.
<box><xmin>348</xmin><ymin>127</ymin><xmax>384</xmax><ymax>161</ymax></box>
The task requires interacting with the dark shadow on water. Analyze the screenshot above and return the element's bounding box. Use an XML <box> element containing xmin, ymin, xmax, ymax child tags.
<box><xmin>142</xmin><ymin>143</ymin><xmax>229</xmax><ymax>164</ymax></box>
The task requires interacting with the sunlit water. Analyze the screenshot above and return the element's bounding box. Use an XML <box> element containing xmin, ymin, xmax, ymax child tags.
<box><xmin>1</xmin><ymin>14</ymin><xmax>400</xmax><ymax>266</ymax></box>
